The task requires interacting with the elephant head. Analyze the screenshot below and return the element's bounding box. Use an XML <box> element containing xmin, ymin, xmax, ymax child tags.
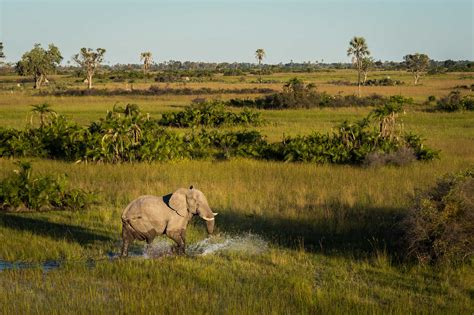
<box><xmin>169</xmin><ymin>186</ymin><xmax>218</xmax><ymax>235</ymax></box>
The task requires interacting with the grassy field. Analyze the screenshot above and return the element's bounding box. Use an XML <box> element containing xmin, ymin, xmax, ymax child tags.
<box><xmin>0</xmin><ymin>70</ymin><xmax>473</xmax><ymax>314</ymax></box>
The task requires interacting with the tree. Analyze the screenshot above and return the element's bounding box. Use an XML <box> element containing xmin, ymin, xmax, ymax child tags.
<box><xmin>16</xmin><ymin>43</ymin><xmax>62</xmax><ymax>89</ymax></box>
<box><xmin>361</xmin><ymin>57</ymin><xmax>374</xmax><ymax>84</ymax></box>
<box><xmin>140</xmin><ymin>51</ymin><xmax>153</xmax><ymax>74</ymax></box>
<box><xmin>347</xmin><ymin>36</ymin><xmax>370</xmax><ymax>97</ymax></box>
<box><xmin>73</xmin><ymin>48</ymin><xmax>106</xmax><ymax>89</ymax></box>
<box><xmin>255</xmin><ymin>48</ymin><xmax>266</xmax><ymax>83</ymax></box>
<box><xmin>30</xmin><ymin>103</ymin><xmax>56</xmax><ymax>128</ymax></box>
<box><xmin>404</xmin><ymin>53</ymin><xmax>430</xmax><ymax>85</ymax></box>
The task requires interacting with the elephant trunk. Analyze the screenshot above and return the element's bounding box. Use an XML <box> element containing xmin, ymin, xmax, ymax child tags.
<box><xmin>199</xmin><ymin>204</ymin><xmax>217</xmax><ymax>235</ymax></box>
<box><xmin>205</xmin><ymin>219</ymin><xmax>215</xmax><ymax>235</ymax></box>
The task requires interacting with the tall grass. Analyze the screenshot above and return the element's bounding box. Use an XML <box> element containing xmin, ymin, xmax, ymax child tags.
<box><xmin>0</xmin><ymin>157</ymin><xmax>471</xmax><ymax>260</ymax></box>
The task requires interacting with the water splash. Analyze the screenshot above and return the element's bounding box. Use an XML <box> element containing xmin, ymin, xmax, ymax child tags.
<box><xmin>143</xmin><ymin>233</ymin><xmax>268</xmax><ymax>258</ymax></box>
<box><xmin>188</xmin><ymin>233</ymin><xmax>268</xmax><ymax>256</ymax></box>
<box><xmin>143</xmin><ymin>240</ymin><xmax>173</xmax><ymax>258</ymax></box>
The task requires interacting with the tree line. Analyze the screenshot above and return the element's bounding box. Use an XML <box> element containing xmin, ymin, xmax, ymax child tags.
<box><xmin>0</xmin><ymin>39</ymin><xmax>471</xmax><ymax>90</ymax></box>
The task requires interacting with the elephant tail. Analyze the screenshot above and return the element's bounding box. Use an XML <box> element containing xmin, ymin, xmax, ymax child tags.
<box><xmin>121</xmin><ymin>216</ymin><xmax>148</xmax><ymax>242</ymax></box>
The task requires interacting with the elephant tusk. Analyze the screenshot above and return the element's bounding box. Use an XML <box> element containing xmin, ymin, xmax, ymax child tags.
<box><xmin>213</xmin><ymin>212</ymin><xmax>218</xmax><ymax>216</ymax></box>
<box><xmin>202</xmin><ymin>217</ymin><xmax>215</xmax><ymax>221</ymax></box>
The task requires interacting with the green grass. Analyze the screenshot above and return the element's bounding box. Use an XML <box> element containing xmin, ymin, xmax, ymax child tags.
<box><xmin>1</xmin><ymin>159</ymin><xmax>473</xmax><ymax>313</ymax></box>
<box><xmin>0</xmin><ymin>70</ymin><xmax>473</xmax><ymax>314</ymax></box>
<box><xmin>1</xmin><ymin>251</ymin><xmax>472</xmax><ymax>314</ymax></box>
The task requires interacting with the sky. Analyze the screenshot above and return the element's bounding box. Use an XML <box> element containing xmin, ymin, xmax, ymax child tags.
<box><xmin>0</xmin><ymin>0</ymin><xmax>472</xmax><ymax>65</ymax></box>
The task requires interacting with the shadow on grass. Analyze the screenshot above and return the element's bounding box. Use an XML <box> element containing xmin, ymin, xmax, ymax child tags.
<box><xmin>214</xmin><ymin>205</ymin><xmax>406</xmax><ymax>259</ymax></box>
<box><xmin>0</xmin><ymin>213</ymin><xmax>112</xmax><ymax>245</ymax></box>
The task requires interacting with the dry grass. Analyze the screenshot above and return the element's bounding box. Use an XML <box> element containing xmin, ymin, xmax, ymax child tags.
<box><xmin>2</xmin><ymin>70</ymin><xmax>472</xmax><ymax>102</ymax></box>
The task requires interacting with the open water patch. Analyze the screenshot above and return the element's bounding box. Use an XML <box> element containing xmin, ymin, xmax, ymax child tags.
<box><xmin>0</xmin><ymin>259</ymin><xmax>61</xmax><ymax>272</ymax></box>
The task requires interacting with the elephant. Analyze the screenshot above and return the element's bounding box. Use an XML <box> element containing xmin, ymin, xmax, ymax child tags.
<box><xmin>120</xmin><ymin>186</ymin><xmax>217</xmax><ymax>257</ymax></box>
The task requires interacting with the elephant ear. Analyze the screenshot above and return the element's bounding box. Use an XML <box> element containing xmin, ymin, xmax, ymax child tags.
<box><xmin>186</xmin><ymin>186</ymin><xmax>198</xmax><ymax>214</ymax></box>
<box><xmin>169</xmin><ymin>188</ymin><xmax>189</xmax><ymax>217</ymax></box>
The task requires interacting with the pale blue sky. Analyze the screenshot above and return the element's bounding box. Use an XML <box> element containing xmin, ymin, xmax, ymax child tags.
<box><xmin>1</xmin><ymin>0</ymin><xmax>472</xmax><ymax>64</ymax></box>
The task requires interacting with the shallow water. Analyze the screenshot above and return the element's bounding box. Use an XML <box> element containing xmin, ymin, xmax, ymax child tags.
<box><xmin>0</xmin><ymin>259</ymin><xmax>60</xmax><ymax>272</ymax></box>
<box><xmin>0</xmin><ymin>233</ymin><xmax>268</xmax><ymax>271</ymax></box>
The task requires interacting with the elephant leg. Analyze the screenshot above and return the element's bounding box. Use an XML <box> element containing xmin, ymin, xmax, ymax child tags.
<box><xmin>179</xmin><ymin>229</ymin><xmax>186</xmax><ymax>254</ymax></box>
<box><xmin>167</xmin><ymin>230</ymin><xmax>185</xmax><ymax>255</ymax></box>
<box><xmin>120</xmin><ymin>226</ymin><xmax>133</xmax><ymax>257</ymax></box>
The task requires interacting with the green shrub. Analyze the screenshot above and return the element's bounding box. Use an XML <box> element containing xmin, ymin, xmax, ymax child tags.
<box><xmin>0</xmin><ymin>161</ymin><xmax>97</xmax><ymax>211</ymax></box>
<box><xmin>223</xmin><ymin>69</ymin><xmax>245</xmax><ymax>76</ymax></box>
<box><xmin>403</xmin><ymin>168</ymin><xmax>474</xmax><ymax>265</ymax></box>
<box><xmin>207</xmin><ymin>129</ymin><xmax>269</xmax><ymax>159</ymax></box>
<box><xmin>463</xmin><ymin>96</ymin><xmax>474</xmax><ymax>110</ymax></box>
<box><xmin>265</xmin><ymin>103</ymin><xmax>436</xmax><ymax>164</ymax></box>
<box><xmin>44</xmin><ymin>86</ymin><xmax>275</xmax><ymax>97</ymax></box>
<box><xmin>436</xmin><ymin>91</ymin><xmax>474</xmax><ymax>111</ymax></box>
<box><xmin>403</xmin><ymin>133</ymin><xmax>439</xmax><ymax>161</ymax></box>
<box><xmin>228</xmin><ymin>78</ymin><xmax>405</xmax><ymax>109</ymax></box>
<box><xmin>0</xmin><ymin>104</ymin><xmax>437</xmax><ymax>165</ymax></box>
<box><xmin>159</xmin><ymin>102</ymin><xmax>265</xmax><ymax>128</ymax></box>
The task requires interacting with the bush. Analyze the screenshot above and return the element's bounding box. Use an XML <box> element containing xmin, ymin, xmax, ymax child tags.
<box><xmin>363</xmin><ymin>147</ymin><xmax>416</xmax><ymax>167</ymax></box>
<box><xmin>328</xmin><ymin>78</ymin><xmax>404</xmax><ymax>86</ymax></box>
<box><xmin>42</xmin><ymin>86</ymin><xmax>275</xmax><ymax>97</ymax></box>
<box><xmin>223</xmin><ymin>69</ymin><xmax>245</xmax><ymax>76</ymax></box>
<box><xmin>452</xmin><ymin>84</ymin><xmax>474</xmax><ymax>91</ymax></box>
<box><xmin>364</xmin><ymin>78</ymin><xmax>404</xmax><ymax>86</ymax></box>
<box><xmin>228</xmin><ymin>78</ymin><xmax>405</xmax><ymax>109</ymax></box>
<box><xmin>159</xmin><ymin>102</ymin><xmax>265</xmax><ymax>128</ymax></box>
<box><xmin>403</xmin><ymin>168</ymin><xmax>474</xmax><ymax>265</ymax></box>
<box><xmin>266</xmin><ymin>104</ymin><xmax>435</xmax><ymax>164</ymax></box>
<box><xmin>100</xmin><ymin>70</ymin><xmax>150</xmax><ymax>82</ymax></box>
<box><xmin>249</xmin><ymin>68</ymin><xmax>273</xmax><ymax>75</ymax></box>
<box><xmin>154</xmin><ymin>72</ymin><xmax>181</xmax><ymax>82</ymax></box>
<box><xmin>436</xmin><ymin>91</ymin><xmax>474</xmax><ymax>111</ymax></box>
<box><xmin>0</xmin><ymin>161</ymin><xmax>97</xmax><ymax>211</ymax></box>
<box><xmin>0</xmin><ymin>103</ymin><xmax>437</xmax><ymax>165</ymax></box>
<box><xmin>327</xmin><ymin>80</ymin><xmax>352</xmax><ymax>86</ymax></box>
<box><xmin>202</xmin><ymin>129</ymin><xmax>269</xmax><ymax>160</ymax></box>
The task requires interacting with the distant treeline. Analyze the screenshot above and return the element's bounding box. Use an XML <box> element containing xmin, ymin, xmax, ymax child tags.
<box><xmin>1</xmin><ymin>59</ymin><xmax>472</xmax><ymax>76</ymax></box>
<box><xmin>91</xmin><ymin>59</ymin><xmax>474</xmax><ymax>73</ymax></box>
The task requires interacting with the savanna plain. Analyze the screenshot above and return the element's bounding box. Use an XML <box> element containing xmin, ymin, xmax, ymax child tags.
<box><xmin>0</xmin><ymin>70</ymin><xmax>473</xmax><ymax>314</ymax></box>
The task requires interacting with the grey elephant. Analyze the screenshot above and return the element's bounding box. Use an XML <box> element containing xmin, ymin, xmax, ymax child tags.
<box><xmin>120</xmin><ymin>186</ymin><xmax>217</xmax><ymax>257</ymax></box>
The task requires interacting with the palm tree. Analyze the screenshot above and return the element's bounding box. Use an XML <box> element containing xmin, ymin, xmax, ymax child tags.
<box><xmin>347</xmin><ymin>37</ymin><xmax>370</xmax><ymax>97</ymax></box>
<box><xmin>255</xmin><ymin>49</ymin><xmax>266</xmax><ymax>83</ymax></box>
<box><xmin>30</xmin><ymin>103</ymin><xmax>56</xmax><ymax>128</ymax></box>
<box><xmin>140</xmin><ymin>52</ymin><xmax>153</xmax><ymax>75</ymax></box>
